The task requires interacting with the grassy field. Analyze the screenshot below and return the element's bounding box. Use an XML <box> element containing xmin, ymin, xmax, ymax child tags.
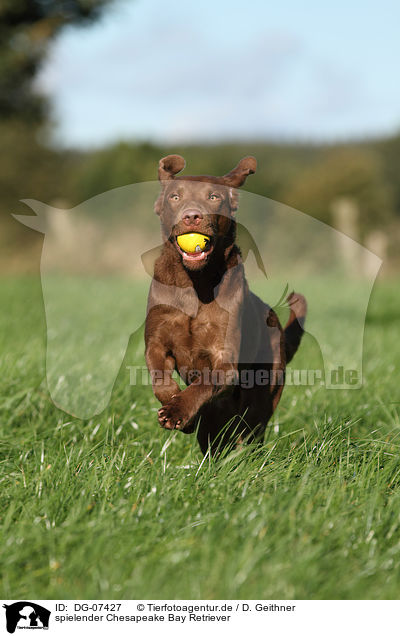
<box><xmin>1</xmin><ymin>275</ymin><xmax>400</xmax><ymax>600</ymax></box>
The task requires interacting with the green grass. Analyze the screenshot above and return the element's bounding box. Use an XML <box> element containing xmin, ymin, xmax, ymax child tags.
<box><xmin>1</xmin><ymin>275</ymin><xmax>400</xmax><ymax>599</ymax></box>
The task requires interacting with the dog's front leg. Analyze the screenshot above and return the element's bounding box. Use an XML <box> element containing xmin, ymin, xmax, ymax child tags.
<box><xmin>157</xmin><ymin>361</ymin><xmax>241</xmax><ymax>432</ymax></box>
<box><xmin>158</xmin><ymin>265</ymin><xmax>245</xmax><ymax>432</ymax></box>
<box><xmin>145</xmin><ymin>342</ymin><xmax>181</xmax><ymax>409</ymax></box>
<box><xmin>157</xmin><ymin>381</ymin><xmax>213</xmax><ymax>431</ymax></box>
<box><xmin>145</xmin><ymin>281</ymin><xmax>198</xmax><ymax>423</ymax></box>
<box><xmin>213</xmin><ymin>262</ymin><xmax>245</xmax><ymax>374</ymax></box>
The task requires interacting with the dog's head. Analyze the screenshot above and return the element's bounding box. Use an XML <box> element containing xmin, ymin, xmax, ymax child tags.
<box><xmin>154</xmin><ymin>154</ymin><xmax>257</xmax><ymax>271</ymax></box>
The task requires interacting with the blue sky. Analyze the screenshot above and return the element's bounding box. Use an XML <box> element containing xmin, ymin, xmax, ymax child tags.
<box><xmin>37</xmin><ymin>0</ymin><xmax>400</xmax><ymax>147</ymax></box>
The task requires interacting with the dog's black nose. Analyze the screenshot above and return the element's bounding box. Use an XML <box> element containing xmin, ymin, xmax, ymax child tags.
<box><xmin>182</xmin><ymin>209</ymin><xmax>203</xmax><ymax>227</ymax></box>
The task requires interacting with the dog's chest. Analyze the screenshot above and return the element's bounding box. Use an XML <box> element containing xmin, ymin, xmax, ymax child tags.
<box><xmin>170</xmin><ymin>301</ymin><xmax>229</xmax><ymax>369</ymax></box>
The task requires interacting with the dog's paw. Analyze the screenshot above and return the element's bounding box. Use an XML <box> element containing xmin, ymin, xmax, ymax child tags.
<box><xmin>158</xmin><ymin>396</ymin><xmax>189</xmax><ymax>431</ymax></box>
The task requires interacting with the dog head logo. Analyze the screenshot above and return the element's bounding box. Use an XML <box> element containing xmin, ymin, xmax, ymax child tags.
<box><xmin>3</xmin><ymin>602</ymin><xmax>50</xmax><ymax>633</ymax></box>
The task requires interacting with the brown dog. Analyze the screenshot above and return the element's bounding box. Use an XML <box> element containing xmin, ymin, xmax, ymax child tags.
<box><xmin>145</xmin><ymin>155</ymin><xmax>307</xmax><ymax>455</ymax></box>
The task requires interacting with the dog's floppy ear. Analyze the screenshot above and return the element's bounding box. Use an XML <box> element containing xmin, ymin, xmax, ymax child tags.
<box><xmin>155</xmin><ymin>154</ymin><xmax>185</xmax><ymax>214</ymax></box>
<box><xmin>222</xmin><ymin>156</ymin><xmax>257</xmax><ymax>187</ymax></box>
<box><xmin>158</xmin><ymin>154</ymin><xmax>185</xmax><ymax>181</ymax></box>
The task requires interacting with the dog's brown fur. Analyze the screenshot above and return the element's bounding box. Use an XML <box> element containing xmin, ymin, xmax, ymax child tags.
<box><xmin>145</xmin><ymin>155</ymin><xmax>307</xmax><ymax>455</ymax></box>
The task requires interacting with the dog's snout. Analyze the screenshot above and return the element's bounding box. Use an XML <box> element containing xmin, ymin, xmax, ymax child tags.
<box><xmin>182</xmin><ymin>209</ymin><xmax>203</xmax><ymax>227</ymax></box>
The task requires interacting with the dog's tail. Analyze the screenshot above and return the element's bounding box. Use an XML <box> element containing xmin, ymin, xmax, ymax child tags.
<box><xmin>283</xmin><ymin>292</ymin><xmax>307</xmax><ymax>364</ymax></box>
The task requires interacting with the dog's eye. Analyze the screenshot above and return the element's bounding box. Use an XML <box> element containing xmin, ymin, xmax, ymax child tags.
<box><xmin>169</xmin><ymin>193</ymin><xmax>180</xmax><ymax>201</ymax></box>
<box><xmin>209</xmin><ymin>193</ymin><xmax>220</xmax><ymax>201</ymax></box>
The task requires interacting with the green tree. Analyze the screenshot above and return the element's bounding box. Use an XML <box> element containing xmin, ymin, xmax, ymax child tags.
<box><xmin>285</xmin><ymin>146</ymin><xmax>394</xmax><ymax>238</ymax></box>
<box><xmin>0</xmin><ymin>0</ymin><xmax>113</xmax><ymax>122</ymax></box>
<box><xmin>0</xmin><ymin>1</ymin><xmax>115</xmax><ymax>269</ymax></box>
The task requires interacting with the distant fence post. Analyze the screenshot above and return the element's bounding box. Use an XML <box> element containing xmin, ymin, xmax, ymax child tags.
<box><xmin>364</xmin><ymin>230</ymin><xmax>388</xmax><ymax>277</ymax></box>
<box><xmin>331</xmin><ymin>197</ymin><xmax>360</xmax><ymax>275</ymax></box>
<box><xmin>331</xmin><ymin>196</ymin><xmax>387</xmax><ymax>276</ymax></box>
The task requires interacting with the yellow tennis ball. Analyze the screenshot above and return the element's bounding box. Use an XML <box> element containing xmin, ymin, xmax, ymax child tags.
<box><xmin>177</xmin><ymin>233</ymin><xmax>210</xmax><ymax>253</ymax></box>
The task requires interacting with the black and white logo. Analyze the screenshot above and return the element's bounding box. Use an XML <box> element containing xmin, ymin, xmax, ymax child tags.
<box><xmin>2</xmin><ymin>602</ymin><xmax>50</xmax><ymax>633</ymax></box>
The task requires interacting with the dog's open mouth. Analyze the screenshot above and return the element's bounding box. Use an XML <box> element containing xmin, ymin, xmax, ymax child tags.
<box><xmin>175</xmin><ymin>233</ymin><xmax>214</xmax><ymax>262</ymax></box>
